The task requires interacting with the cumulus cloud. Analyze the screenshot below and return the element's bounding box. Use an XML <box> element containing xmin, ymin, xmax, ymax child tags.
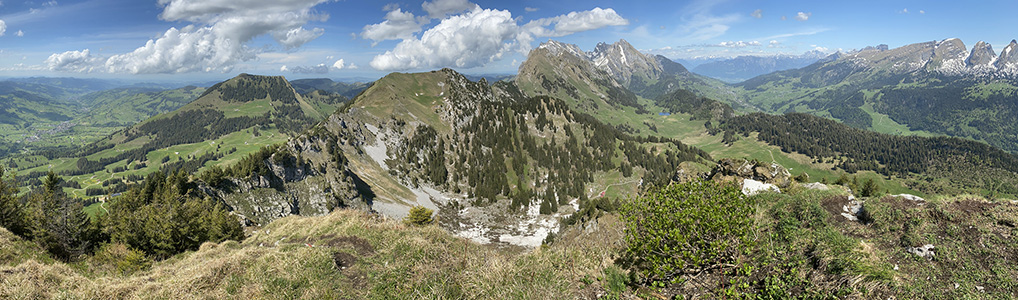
<box><xmin>0</xmin><ymin>20</ymin><xmax>5</xmax><ymax>36</ymax></box>
<box><xmin>795</xmin><ymin>12</ymin><xmax>811</xmax><ymax>21</ymax></box>
<box><xmin>361</xmin><ymin>8</ymin><xmax>426</xmax><ymax>44</ymax></box>
<box><xmin>768</xmin><ymin>40</ymin><xmax>780</xmax><ymax>47</ymax></box>
<box><xmin>523</xmin><ymin>7</ymin><xmax>628</xmax><ymax>37</ymax></box>
<box><xmin>45</xmin><ymin>49</ymin><xmax>103</xmax><ymax>72</ymax></box>
<box><xmin>48</xmin><ymin>0</ymin><xmax>330</xmax><ymax>74</ymax></box>
<box><xmin>333</xmin><ymin>58</ymin><xmax>354</xmax><ymax>69</ymax></box>
<box><xmin>369</xmin><ymin>6</ymin><xmax>628</xmax><ymax>71</ymax></box>
<box><xmin>751</xmin><ymin>9</ymin><xmax>762</xmax><ymax>19</ymax></box>
<box><xmin>525</xmin><ymin>7</ymin><xmax>538</xmax><ymax>12</ymax></box>
<box><xmin>919</xmin><ymin>10</ymin><xmax>925</xmax><ymax>14</ymax></box>
<box><xmin>421</xmin><ymin>0</ymin><xmax>476</xmax><ymax>18</ymax></box>
<box><xmin>371</xmin><ymin>7</ymin><xmax>521</xmax><ymax>71</ymax></box>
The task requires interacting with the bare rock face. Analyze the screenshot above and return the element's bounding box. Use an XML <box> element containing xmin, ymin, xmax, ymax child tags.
<box><xmin>966</xmin><ymin>41</ymin><xmax>997</xmax><ymax>67</ymax></box>
<box><xmin>929</xmin><ymin>38</ymin><xmax>968</xmax><ymax>73</ymax></box>
<box><xmin>588</xmin><ymin>39</ymin><xmax>664</xmax><ymax>86</ymax></box>
<box><xmin>995</xmin><ymin>40</ymin><xmax>1018</xmax><ymax>74</ymax></box>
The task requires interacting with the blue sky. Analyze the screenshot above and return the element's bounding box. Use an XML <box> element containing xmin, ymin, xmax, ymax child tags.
<box><xmin>0</xmin><ymin>0</ymin><xmax>1016</xmax><ymax>82</ymax></box>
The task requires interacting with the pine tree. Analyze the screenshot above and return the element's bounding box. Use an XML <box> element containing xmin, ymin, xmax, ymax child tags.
<box><xmin>0</xmin><ymin>166</ymin><xmax>27</xmax><ymax>236</ymax></box>
<box><xmin>26</xmin><ymin>172</ymin><xmax>96</xmax><ymax>260</ymax></box>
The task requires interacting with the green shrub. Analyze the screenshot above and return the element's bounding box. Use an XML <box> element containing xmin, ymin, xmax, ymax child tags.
<box><xmin>619</xmin><ymin>179</ymin><xmax>754</xmax><ymax>283</ymax></box>
<box><xmin>91</xmin><ymin>243</ymin><xmax>151</xmax><ymax>276</ymax></box>
<box><xmin>404</xmin><ymin>206</ymin><xmax>434</xmax><ymax>226</ymax></box>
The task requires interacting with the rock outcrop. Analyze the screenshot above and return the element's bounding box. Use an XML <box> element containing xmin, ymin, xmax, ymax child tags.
<box><xmin>707</xmin><ymin>158</ymin><xmax>792</xmax><ymax>188</ymax></box>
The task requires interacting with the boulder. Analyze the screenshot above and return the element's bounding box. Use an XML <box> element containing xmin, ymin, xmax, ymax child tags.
<box><xmin>708</xmin><ymin>158</ymin><xmax>792</xmax><ymax>188</ymax></box>
<box><xmin>742</xmin><ymin>179</ymin><xmax>780</xmax><ymax>196</ymax></box>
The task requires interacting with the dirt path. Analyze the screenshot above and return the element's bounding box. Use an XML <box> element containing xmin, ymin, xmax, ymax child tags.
<box><xmin>591</xmin><ymin>179</ymin><xmax>641</xmax><ymax>199</ymax></box>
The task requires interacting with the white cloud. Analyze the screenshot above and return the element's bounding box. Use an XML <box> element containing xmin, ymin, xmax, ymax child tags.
<box><xmin>751</xmin><ymin>9</ymin><xmax>762</xmax><ymax>19</ymax></box>
<box><xmin>16</xmin><ymin>30</ymin><xmax>22</xmax><ymax>37</ymax></box>
<box><xmin>332</xmin><ymin>59</ymin><xmax>346</xmax><ymax>69</ymax></box>
<box><xmin>919</xmin><ymin>10</ymin><xmax>925</xmax><ymax>14</ymax></box>
<box><xmin>0</xmin><ymin>20</ymin><xmax>5</xmax><ymax>36</ymax></box>
<box><xmin>275</xmin><ymin>27</ymin><xmax>325</xmax><ymax>49</ymax></box>
<box><xmin>45</xmin><ymin>49</ymin><xmax>103</xmax><ymax>73</ymax></box>
<box><xmin>716</xmin><ymin>41</ymin><xmax>761</xmax><ymax>48</ymax></box>
<box><xmin>370</xmin><ymin>6</ymin><xmax>629</xmax><ymax>71</ymax></box>
<box><xmin>900</xmin><ymin>8</ymin><xmax>908</xmax><ymax>14</ymax></box>
<box><xmin>781</xmin><ymin>15</ymin><xmax>787</xmax><ymax>21</ymax></box>
<box><xmin>280</xmin><ymin>65</ymin><xmax>288</xmax><ymax>72</ymax></box>
<box><xmin>795</xmin><ymin>12</ymin><xmax>811</xmax><ymax>21</ymax></box>
<box><xmin>768</xmin><ymin>40</ymin><xmax>780</xmax><ymax>47</ymax></box>
<box><xmin>814</xmin><ymin>46</ymin><xmax>829</xmax><ymax>52</ymax></box>
<box><xmin>421</xmin><ymin>0</ymin><xmax>476</xmax><ymax>19</ymax></box>
<box><xmin>48</xmin><ymin>0</ymin><xmax>330</xmax><ymax>74</ymax></box>
<box><xmin>371</xmin><ymin>7</ymin><xmax>521</xmax><ymax>71</ymax></box>
<box><xmin>524</xmin><ymin>7</ymin><xmax>538</xmax><ymax>12</ymax></box>
<box><xmin>361</xmin><ymin>8</ymin><xmax>426</xmax><ymax>44</ymax></box>
<box><xmin>43</xmin><ymin>0</ymin><xmax>57</xmax><ymax>7</ymax></box>
<box><xmin>523</xmin><ymin>7</ymin><xmax>628</xmax><ymax>37</ymax></box>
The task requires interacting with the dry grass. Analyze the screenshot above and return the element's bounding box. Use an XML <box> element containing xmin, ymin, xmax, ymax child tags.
<box><xmin>0</xmin><ymin>209</ymin><xmax>624</xmax><ymax>299</ymax></box>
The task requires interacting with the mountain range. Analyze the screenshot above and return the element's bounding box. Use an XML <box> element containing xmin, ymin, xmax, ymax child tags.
<box><xmin>691</xmin><ymin>50</ymin><xmax>832</xmax><ymax>83</ymax></box>
<box><xmin>3</xmin><ymin>36</ymin><xmax>1018</xmax><ymax>299</ymax></box>
<box><xmin>736</xmin><ymin>38</ymin><xmax>1018</xmax><ymax>152</ymax></box>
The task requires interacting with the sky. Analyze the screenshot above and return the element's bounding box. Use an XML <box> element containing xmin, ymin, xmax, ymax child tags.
<box><xmin>0</xmin><ymin>0</ymin><xmax>1016</xmax><ymax>83</ymax></box>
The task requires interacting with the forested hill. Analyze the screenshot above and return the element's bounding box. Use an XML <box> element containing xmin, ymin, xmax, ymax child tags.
<box><xmin>721</xmin><ymin>112</ymin><xmax>1018</xmax><ymax>195</ymax></box>
<box><xmin>13</xmin><ymin>74</ymin><xmax>345</xmax><ymax>199</ymax></box>
<box><xmin>202</xmin><ymin>68</ymin><xmax>711</xmax><ymax>231</ymax></box>
<box><xmin>733</xmin><ymin>38</ymin><xmax>1018</xmax><ymax>153</ymax></box>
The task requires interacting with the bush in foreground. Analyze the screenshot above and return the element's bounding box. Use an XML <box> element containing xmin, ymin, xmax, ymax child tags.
<box><xmin>619</xmin><ymin>179</ymin><xmax>754</xmax><ymax>284</ymax></box>
<box><xmin>404</xmin><ymin>206</ymin><xmax>434</xmax><ymax>226</ymax></box>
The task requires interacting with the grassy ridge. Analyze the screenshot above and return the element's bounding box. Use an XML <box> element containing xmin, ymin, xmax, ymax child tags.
<box><xmin>3</xmin><ymin>185</ymin><xmax>1015</xmax><ymax>298</ymax></box>
<box><xmin>0</xmin><ymin>209</ymin><xmax>622</xmax><ymax>299</ymax></box>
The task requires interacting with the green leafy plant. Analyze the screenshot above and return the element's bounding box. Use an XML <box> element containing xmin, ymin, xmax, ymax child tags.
<box><xmin>619</xmin><ymin>179</ymin><xmax>754</xmax><ymax>283</ymax></box>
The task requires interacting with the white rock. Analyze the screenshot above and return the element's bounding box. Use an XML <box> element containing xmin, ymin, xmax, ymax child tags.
<box><xmin>893</xmin><ymin>194</ymin><xmax>926</xmax><ymax>204</ymax></box>
<box><xmin>907</xmin><ymin>244</ymin><xmax>936</xmax><ymax>260</ymax></box>
<box><xmin>802</xmin><ymin>182</ymin><xmax>830</xmax><ymax>190</ymax></box>
<box><xmin>742</xmin><ymin>179</ymin><xmax>780</xmax><ymax>196</ymax></box>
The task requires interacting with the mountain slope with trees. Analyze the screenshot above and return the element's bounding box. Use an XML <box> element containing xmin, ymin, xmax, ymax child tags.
<box><xmin>736</xmin><ymin>38</ymin><xmax>1018</xmax><ymax>153</ymax></box>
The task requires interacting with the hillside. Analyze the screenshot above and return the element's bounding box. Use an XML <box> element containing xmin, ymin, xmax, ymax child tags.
<box><xmin>736</xmin><ymin>38</ymin><xmax>1018</xmax><ymax>152</ymax></box>
<box><xmin>516</xmin><ymin>40</ymin><xmax>741</xmax><ymax>114</ymax></box>
<box><xmin>3</xmin><ymin>185</ymin><xmax>1016</xmax><ymax>299</ymax></box>
<box><xmin>76</xmin><ymin>86</ymin><xmax>205</xmax><ymax>127</ymax></box>
<box><xmin>10</xmin><ymin>74</ymin><xmax>343</xmax><ymax>199</ymax></box>
<box><xmin>0</xmin><ymin>81</ymin><xmax>82</xmax><ymax>155</ymax></box>
<box><xmin>201</xmin><ymin>69</ymin><xmax>711</xmax><ymax>246</ymax></box>
<box><xmin>289</xmin><ymin>78</ymin><xmax>370</xmax><ymax>99</ymax></box>
<box><xmin>0</xmin><ymin>81</ymin><xmax>206</xmax><ymax>159</ymax></box>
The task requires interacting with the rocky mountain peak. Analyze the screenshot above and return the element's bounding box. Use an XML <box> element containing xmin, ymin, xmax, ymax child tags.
<box><xmin>995</xmin><ymin>40</ymin><xmax>1018</xmax><ymax>71</ymax></box>
<box><xmin>929</xmin><ymin>38</ymin><xmax>968</xmax><ymax>72</ymax></box>
<box><xmin>535</xmin><ymin>40</ymin><xmax>587</xmax><ymax>59</ymax></box>
<box><xmin>966</xmin><ymin>41</ymin><xmax>997</xmax><ymax>67</ymax></box>
<box><xmin>587</xmin><ymin>39</ymin><xmax>663</xmax><ymax>86</ymax></box>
